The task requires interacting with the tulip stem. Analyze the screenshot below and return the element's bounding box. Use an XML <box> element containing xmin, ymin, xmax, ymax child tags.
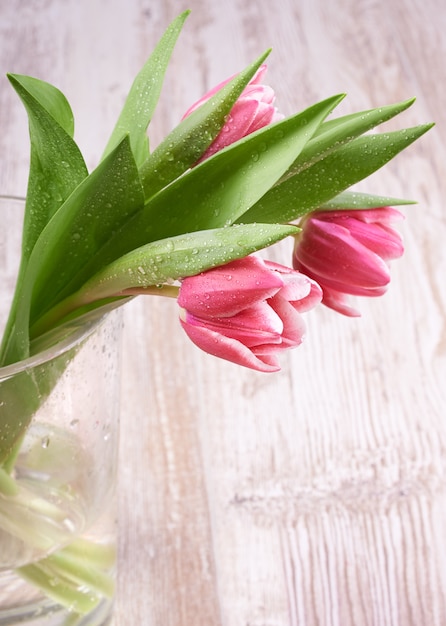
<box><xmin>30</xmin><ymin>284</ymin><xmax>180</xmax><ymax>342</ymax></box>
<box><xmin>120</xmin><ymin>284</ymin><xmax>180</xmax><ymax>298</ymax></box>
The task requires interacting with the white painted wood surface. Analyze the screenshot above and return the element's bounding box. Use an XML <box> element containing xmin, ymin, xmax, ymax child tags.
<box><xmin>1</xmin><ymin>0</ymin><xmax>445</xmax><ymax>624</ymax></box>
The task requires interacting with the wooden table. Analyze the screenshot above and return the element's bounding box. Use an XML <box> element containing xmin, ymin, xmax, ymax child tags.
<box><xmin>1</xmin><ymin>0</ymin><xmax>445</xmax><ymax>624</ymax></box>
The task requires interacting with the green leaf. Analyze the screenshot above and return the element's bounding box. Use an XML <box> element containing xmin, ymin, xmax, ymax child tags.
<box><xmin>6</xmin><ymin>74</ymin><xmax>88</xmax><ymax>260</ymax></box>
<box><xmin>281</xmin><ymin>98</ymin><xmax>416</xmax><ymax>180</ymax></box>
<box><xmin>0</xmin><ymin>75</ymin><xmax>89</xmax><ymax>365</ymax></box>
<box><xmin>1</xmin><ymin>137</ymin><xmax>144</xmax><ymax>365</ymax></box>
<box><xmin>139</xmin><ymin>49</ymin><xmax>271</xmax><ymax>199</ymax></box>
<box><xmin>76</xmin><ymin>93</ymin><xmax>344</xmax><ymax>277</ymax></box>
<box><xmin>31</xmin><ymin>223</ymin><xmax>299</xmax><ymax>333</ymax></box>
<box><xmin>238</xmin><ymin>124</ymin><xmax>433</xmax><ymax>224</ymax></box>
<box><xmin>319</xmin><ymin>190</ymin><xmax>416</xmax><ymax>210</ymax></box>
<box><xmin>101</xmin><ymin>11</ymin><xmax>190</xmax><ymax>166</ymax></box>
<box><xmin>96</xmin><ymin>223</ymin><xmax>298</xmax><ymax>288</ymax></box>
<box><xmin>28</xmin><ymin>136</ymin><xmax>145</xmax><ymax>321</ymax></box>
<box><xmin>313</xmin><ymin>98</ymin><xmax>415</xmax><ymax>137</ymax></box>
<box><xmin>8</xmin><ymin>74</ymin><xmax>77</xmax><ymax>137</ymax></box>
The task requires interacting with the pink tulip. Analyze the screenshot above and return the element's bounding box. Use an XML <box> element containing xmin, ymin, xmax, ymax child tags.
<box><xmin>178</xmin><ymin>255</ymin><xmax>322</xmax><ymax>372</ymax></box>
<box><xmin>182</xmin><ymin>65</ymin><xmax>283</xmax><ymax>161</ymax></box>
<box><xmin>292</xmin><ymin>207</ymin><xmax>405</xmax><ymax>317</ymax></box>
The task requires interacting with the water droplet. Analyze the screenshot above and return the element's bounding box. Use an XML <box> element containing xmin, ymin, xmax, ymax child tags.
<box><xmin>63</xmin><ymin>518</ymin><xmax>76</xmax><ymax>533</ymax></box>
<box><xmin>41</xmin><ymin>436</ymin><xmax>50</xmax><ymax>448</ymax></box>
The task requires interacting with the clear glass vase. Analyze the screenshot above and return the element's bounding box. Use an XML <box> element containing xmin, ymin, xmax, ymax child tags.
<box><xmin>0</xmin><ymin>196</ymin><xmax>122</xmax><ymax>625</ymax></box>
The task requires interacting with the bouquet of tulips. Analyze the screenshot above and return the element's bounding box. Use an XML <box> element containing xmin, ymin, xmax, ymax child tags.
<box><xmin>0</xmin><ymin>11</ymin><xmax>431</xmax><ymax>379</ymax></box>
<box><xmin>0</xmin><ymin>3</ymin><xmax>433</xmax><ymax>492</ymax></box>
<box><xmin>0</xmin><ymin>10</ymin><xmax>432</xmax><ymax>615</ymax></box>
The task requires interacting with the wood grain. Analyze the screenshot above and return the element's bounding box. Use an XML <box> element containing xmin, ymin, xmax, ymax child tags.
<box><xmin>1</xmin><ymin>0</ymin><xmax>445</xmax><ymax>624</ymax></box>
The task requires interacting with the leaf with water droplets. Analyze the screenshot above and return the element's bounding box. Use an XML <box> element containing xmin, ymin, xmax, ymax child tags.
<box><xmin>33</xmin><ymin>223</ymin><xmax>298</xmax><ymax>328</ymax></box>
<box><xmin>239</xmin><ymin>123</ymin><xmax>433</xmax><ymax>224</ymax></box>
<box><xmin>139</xmin><ymin>49</ymin><xmax>272</xmax><ymax>199</ymax></box>
<box><xmin>1</xmin><ymin>74</ymin><xmax>88</xmax><ymax>365</ymax></box>
<box><xmin>319</xmin><ymin>190</ymin><xmax>416</xmax><ymax>210</ymax></box>
<box><xmin>6</xmin><ymin>75</ymin><xmax>88</xmax><ymax>260</ymax></box>
<box><xmin>31</xmin><ymin>137</ymin><xmax>144</xmax><ymax>318</ymax></box>
<box><xmin>101</xmin><ymin>11</ymin><xmax>190</xmax><ymax>167</ymax></box>
<box><xmin>3</xmin><ymin>137</ymin><xmax>144</xmax><ymax>365</ymax></box>
<box><xmin>89</xmin><ymin>93</ymin><xmax>344</xmax><ymax>268</ymax></box>
<box><xmin>282</xmin><ymin>98</ymin><xmax>417</xmax><ymax>180</ymax></box>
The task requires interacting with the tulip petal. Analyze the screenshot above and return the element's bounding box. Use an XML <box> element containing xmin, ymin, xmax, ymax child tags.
<box><xmin>341</xmin><ymin>217</ymin><xmax>404</xmax><ymax>260</ymax></box>
<box><xmin>331</xmin><ymin>207</ymin><xmax>404</xmax><ymax>224</ymax></box>
<box><xmin>294</xmin><ymin>219</ymin><xmax>391</xmax><ymax>290</ymax></box>
<box><xmin>264</xmin><ymin>261</ymin><xmax>322</xmax><ymax>309</ymax></box>
<box><xmin>292</xmin><ymin>207</ymin><xmax>405</xmax><ymax>316</ymax></box>
<box><xmin>201</xmin><ymin>100</ymin><xmax>260</xmax><ymax>159</ymax></box>
<box><xmin>178</xmin><ymin>256</ymin><xmax>283</xmax><ymax>317</ymax></box>
<box><xmin>178</xmin><ymin>255</ymin><xmax>321</xmax><ymax>371</ymax></box>
<box><xmin>292</xmin><ymin>279</ymin><xmax>323</xmax><ymax>313</ymax></box>
<box><xmin>181</xmin><ymin>65</ymin><xmax>269</xmax><ymax>118</ymax></box>
<box><xmin>250</xmin><ymin>64</ymin><xmax>268</xmax><ymax>84</ymax></box>
<box><xmin>182</xmin><ymin>64</ymin><xmax>281</xmax><ymax>163</ymax></box>
<box><xmin>309</xmin><ymin>207</ymin><xmax>404</xmax><ymax>259</ymax></box>
<box><xmin>320</xmin><ymin>286</ymin><xmax>361</xmax><ymax>317</ymax></box>
<box><xmin>179</xmin><ymin>318</ymin><xmax>281</xmax><ymax>372</ymax></box>
<box><xmin>183</xmin><ymin>301</ymin><xmax>283</xmax><ymax>347</ymax></box>
<box><xmin>264</xmin><ymin>295</ymin><xmax>307</xmax><ymax>349</ymax></box>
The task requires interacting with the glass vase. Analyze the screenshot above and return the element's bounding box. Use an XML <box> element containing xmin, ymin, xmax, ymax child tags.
<box><xmin>0</xmin><ymin>196</ymin><xmax>122</xmax><ymax>625</ymax></box>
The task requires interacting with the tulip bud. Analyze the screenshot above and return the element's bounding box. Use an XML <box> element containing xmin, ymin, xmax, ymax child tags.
<box><xmin>182</xmin><ymin>65</ymin><xmax>283</xmax><ymax>162</ymax></box>
<box><xmin>178</xmin><ymin>255</ymin><xmax>321</xmax><ymax>372</ymax></box>
<box><xmin>292</xmin><ymin>207</ymin><xmax>404</xmax><ymax>316</ymax></box>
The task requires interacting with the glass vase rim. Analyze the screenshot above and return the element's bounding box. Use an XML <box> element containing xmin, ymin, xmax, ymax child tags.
<box><xmin>0</xmin><ymin>317</ymin><xmax>104</xmax><ymax>381</ymax></box>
